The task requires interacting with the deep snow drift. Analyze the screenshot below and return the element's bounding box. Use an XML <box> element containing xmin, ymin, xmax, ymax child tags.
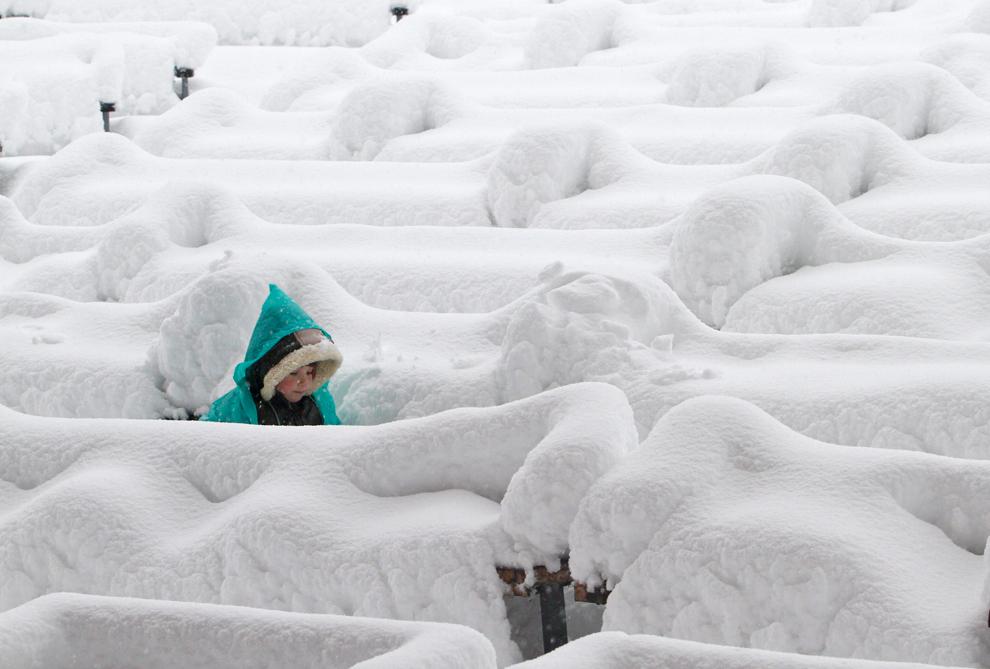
<box><xmin>569</xmin><ymin>396</ymin><xmax>990</xmax><ymax>665</ymax></box>
<box><xmin>0</xmin><ymin>383</ymin><xmax>635</xmax><ymax>665</ymax></box>
<box><xmin>3</xmin><ymin>0</ymin><xmax>990</xmax><ymax>667</ymax></box>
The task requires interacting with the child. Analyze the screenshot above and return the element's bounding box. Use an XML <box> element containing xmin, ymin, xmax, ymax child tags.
<box><xmin>200</xmin><ymin>284</ymin><xmax>342</xmax><ymax>425</ymax></box>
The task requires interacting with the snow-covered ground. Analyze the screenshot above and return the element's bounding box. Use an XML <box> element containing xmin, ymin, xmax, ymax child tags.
<box><xmin>2</xmin><ymin>0</ymin><xmax>990</xmax><ymax>667</ymax></box>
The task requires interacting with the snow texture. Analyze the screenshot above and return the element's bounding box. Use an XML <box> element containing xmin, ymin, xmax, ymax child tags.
<box><xmin>0</xmin><ymin>593</ymin><xmax>497</xmax><ymax>669</ymax></box>
<box><xmin>0</xmin><ymin>0</ymin><xmax>392</xmax><ymax>47</ymax></box>
<box><xmin>569</xmin><ymin>396</ymin><xmax>990</xmax><ymax>665</ymax></box>
<box><xmin>0</xmin><ymin>383</ymin><xmax>634</xmax><ymax>666</ymax></box>
<box><xmin>5</xmin><ymin>0</ymin><xmax>990</xmax><ymax>666</ymax></box>
<box><xmin>0</xmin><ymin>19</ymin><xmax>217</xmax><ymax>154</ymax></box>
<box><xmin>516</xmin><ymin>632</ymin><xmax>969</xmax><ymax>669</ymax></box>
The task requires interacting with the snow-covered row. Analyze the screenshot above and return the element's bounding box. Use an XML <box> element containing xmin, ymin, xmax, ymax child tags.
<box><xmin>5</xmin><ymin>253</ymin><xmax>990</xmax><ymax>466</ymax></box>
<box><xmin>0</xmin><ymin>0</ymin><xmax>395</xmax><ymax>47</ymax></box>
<box><xmin>4</xmin><ymin>0</ymin><xmax>990</xmax><ymax>665</ymax></box>
<box><xmin>5</xmin><ymin>171</ymin><xmax>990</xmax><ymax>462</ymax></box>
<box><xmin>8</xmin><ymin>394</ymin><xmax>982</xmax><ymax>667</ymax></box>
<box><xmin>0</xmin><ymin>382</ymin><xmax>636</xmax><ymax>666</ymax></box>
<box><xmin>515</xmin><ymin>632</ymin><xmax>970</xmax><ymax>669</ymax></box>
<box><xmin>5</xmin><ymin>133</ymin><xmax>490</xmax><ymax>227</ymax></box>
<box><xmin>0</xmin><ymin>593</ymin><xmax>498</xmax><ymax>669</ymax></box>
<box><xmin>589</xmin><ymin>0</ymin><xmax>987</xmax><ymax>68</ymax></box>
<box><xmin>3</xmin><ymin>594</ymin><xmax>973</xmax><ymax>669</ymax></box>
<box><xmin>490</xmin><ymin>267</ymin><xmax>990</xmax><ymax>457</ymax></box>
<box><xmin>0</xmin><ymin>186</ymin><xmax>663</xmax><ymax>309</ymax></box>
<box><xmin>9</xmin><ymin>116</ymin><xmax>990</xmax><ymax>237</ymax></box>
<box><xmin>355</xmin><ymin>0</ymin><xmax>984</xmax><ymax>71</ymax></box>
<box><xmin>117</xmin><ymin>60</ymin><xmax>990</xmax><ymax>164</ymax></box>
<box><xmin>7</xmin><ymin>169</ymin><xmax>990</xmax><ymax>340</ymax></box>
<box><xmin>0</xmin><ymin>17</ymin><xmax>216</xmax><ymax>71</ymax></box>
<box><xmin>195</xmin><ymin>33</ymin><xmax>990</xmax><ymax>114</ymax></box>
<box><xmin>568</xmin><ymin>396</ymin><xmax>990</xmax><ymax>666</ymax></box>
<box><xmin>665</xmin><ymin>175</ymin><xmax>990</xmax><ymax>329</ymax></box>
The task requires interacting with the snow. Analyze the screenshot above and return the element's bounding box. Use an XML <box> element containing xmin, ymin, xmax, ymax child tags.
<box><xmin>0</xmin><ymin>17</ymin><xmax>216</xmax><ymax>71</ymax></box>
<box><xmin>4</xmin><ymin>0</ymin><xmax>990</xmax><ymax>666</ymax></box>
<box><xmin>515</xmin><ymin>632</ymin><xmax>970</xmax><ymax>669</ymax></box>
<box><xmin>723</xmin><ymin>255</ymin><xmax>990</xmax><ymax>340</ymax></box>
<box><xmin>0</xmin><ymin>0</ymin><xmax>392</xmax><ymax>47</ymax></box>
<box><xmin>568</xmin><ymin>396</ymin><xmax>990</xmax><ymax>664</ymax></box>
<box><xmin>0</xmin><ymin>19</ymin><xmax>217</xmax><ymax>154</ymax></box>
<box><xmin>0</xmin><ymin>593</ymin><xmax>497</xmax><ymax>668</ymax></box>
<box><xmin>522</xmin><ymin>0</ymin><xmax>623</xmax><ymax>70</ymax></box>
<box><xmin>5</xmin><ymin>133</ymin><xmax>491</xmax><ymax>227</ymax></box>
<box><xmin>0</xmin><ymin>383</ymin><xmax>634</xmax><ymax>665</ymax></box>
<box><xmin>0</xmin><ymin>36</ymin><xmax>107</xmax><ymax>155</ymax></box>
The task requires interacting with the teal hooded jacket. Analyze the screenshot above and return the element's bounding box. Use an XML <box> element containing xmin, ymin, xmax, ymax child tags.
<box><xmin>200</xmin><ymin>284</ymin><xmax>342</xmax><ymax>425</ymax></box>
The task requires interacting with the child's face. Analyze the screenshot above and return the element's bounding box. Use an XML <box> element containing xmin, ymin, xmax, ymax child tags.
<box><xmin>276</xmin><ymin>364</ymin><xmax>317</xmax><ymax>403</ymax></box>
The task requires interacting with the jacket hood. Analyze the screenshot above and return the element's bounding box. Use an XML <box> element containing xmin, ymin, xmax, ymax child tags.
<box><xmin>233</xmin><ymin>284</ymin><xmax>343</xmax><ymax>399</ymax></box>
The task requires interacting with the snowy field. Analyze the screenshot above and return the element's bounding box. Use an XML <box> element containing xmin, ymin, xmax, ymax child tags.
<box><xmin>2</xmin><ymin>0</ymin><xmax>990</xmax><ymax>666</ymax></box>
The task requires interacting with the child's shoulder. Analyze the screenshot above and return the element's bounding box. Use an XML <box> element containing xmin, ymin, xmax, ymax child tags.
<box><xmin>200</xmin><ymin>386</ymin><xmax>256</xmax><ymax>424</ymax></box>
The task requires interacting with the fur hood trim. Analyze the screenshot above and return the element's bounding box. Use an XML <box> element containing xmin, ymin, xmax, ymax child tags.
<box><xmin>260</xmin><ymin>339</ymin><xmax>343</xmax><ymax>401</ymax></box>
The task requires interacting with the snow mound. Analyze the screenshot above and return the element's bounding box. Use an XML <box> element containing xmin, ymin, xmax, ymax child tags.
<box><xmin>3</xmin><ymin>0</ymin><xmax>391</xmax><ymax>47</ymax></box>
<box><xmin>0</xmin><ymin>593</ymin><xmax>497</xmax><ymax>669</ymax></box>
<box><xmin>0</xmin><ymin>381</ymin><xmax>635</xmax><ymax>665</ymax></box>
<box><xmin>755</xmin><ymin>115</ymin><xmax>914</xmax><ymax>205</ymax></box>
<box><xmin>829</xmin><ymin>63</ymin><xmax>978</xmax><ymax>140</ymax></box>
<box><xmin>664</xmin><ymin>44</ymin><xmax>789</xmax><ymax>107</ymax></box>
<box><xmin>352</xmin><ymin>382</ymin><xmax>637</xmax><ymax>558</ymax></box>
<box><xmin>91</xmin><ymin>184</ymin><xmax>248</xmax><ymax>301</ymax></box>
<box><xmin>122</xmin><ymin>88</ymin><xmax>256</xmax><ymax>156</ymax></box>
<box><xmin>517</xmin><ymin>632</ymin><xmax>968</xmax><ymax>669</ymax></box>
<box><xmin>968</xmin><ymin>0</ymin><xmax>990</xmax><ymax>33</ymax></box>
<box><xmin>7</xmin><ymin>132</ymin><xmax>148</xmax><ymax>223</ymax></box>
<box><xmin>569</xmin><ymin>396</ymin><xmax>990</xmax><ymax>666</ymax></box>
<box><xmin>2</xmin><ymin>182</ymin><xmax>252</xmax><ymax>301</ymax></box>
<box><xmin>362</xmin><ymin>9</ymin><xmax>490</xmax><ymax>67</ymax></box>
<box><xmin>0</xmin><ymin>36</ymin><xmax>112</xmax><ymax>155</ymax></box>
<box><xmin>118</xmin><ymin>180</ymin><xmax>253</xmax><ymax>249</ymax></box>
<box><xmin>723</xmin><ymin>256</ymin><xmax>990</xmax><ymax>341</ymax></box>
<box><xmin>496</xmin><ymin>268</ymin><xmax>708</xmax><ymax>408</ymax></box>
<box><xmin>807</xmin><ymin>0</ymin><xmax>916</xmax><ymax>27</ymax></box>
<box><xmin>153</xmin><ymin>269</ymin><xmax>272</xmax><ymax>411</ymax></box>
<box><xmin>523</xmin><ymin>0</ymin><xmax>623</xmax><ymax>69</ymax></box>
<box><xmin>259</xmin><ymin>49</ymin><xmax>374</xmax><ymax>112</ymax></box>
<box><xmin>922</xmin><ymin>35</ymin><xmax>990</xmax><ymax>102</ymax></box>
<box><xmin>0</xmin><ymin>196</ymin><xmax>101</xmax><ymax>263</ymax></box>
<box><xmin>328</xmin><ymin>76</ymin><xmax>462</xmax><ymax>160</ymax></box>
<box><xmin>668</xmin><ymin>175</ymin><xmax>897</xmax><ymax>327</ymax></box>
<box><xmin>486</xmin><ymin>123</ymin><xmax>635</xmax><ymax>228</ymax></box>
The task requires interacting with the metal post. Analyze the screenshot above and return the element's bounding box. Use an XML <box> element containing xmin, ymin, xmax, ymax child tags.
<box><xmin>99</xmin><ymin>102</ymin><xmax>116</xmax><ymax>132</ymax></box>
<box><xmin>537</xmin><ymin>582</ymin><xmax>568</xmax><ymax>654</ymax></box>
<box><xmin>174</xmin><ymin>67</ymin><xmax>195</xmax><ymax>100</ymax></box>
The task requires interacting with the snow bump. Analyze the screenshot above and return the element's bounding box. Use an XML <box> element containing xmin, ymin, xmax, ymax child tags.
<box><xmin>569</xmin><ymin>395</ymin><xmax>990</xmax><ymax>666</ymax></box>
